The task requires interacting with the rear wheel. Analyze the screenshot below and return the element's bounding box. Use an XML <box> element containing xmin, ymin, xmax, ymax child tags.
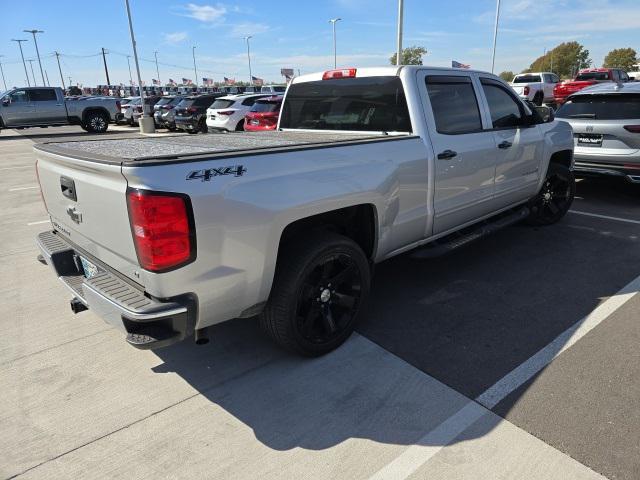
<box><xmin>199</xmin><ymin>118</ymin><xmax>208</xmax><ymax>133</ymax></box>
<box><xmin>84</xmin><ymin>111</ymin><xmax>109</xmax><ymax>133</ymax></box>
<box><xmin>533</xmin><ymin>91</ymin><xmax>544</xmax><ymax>106</ymax></box>
<box><xmin>235</xmin><ymin>119</ymin><xmax>245</xmax><ymax>131</ymax></box>
<box><xmin>526</xmin><ymin>162</ymin><xmax>575</xmax><ymax>225</ymax></box>
<box><xmin>260</xmin><ymin>232</ymin><xmax>370</xmax><ymax>356</ymax></box>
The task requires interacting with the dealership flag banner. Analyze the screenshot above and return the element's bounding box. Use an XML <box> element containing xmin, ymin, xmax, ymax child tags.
<box><xmin>252</xmin><ymin>76</ymin><xmax>264</xmax><ymax>86</ymax></box>
<box><xmin>152</xmin><ymin>79</ymin><xmax>160</xmax><ymax>85</ymax></box>
<box><xmin>182</xmin><ymin>78</ymin><xmax>193</xmax><ymax>85</ymax></box>
<box><xmin>281</xmin><ymin>68</ymin><xmax>294</xmax><ymax>82</ymax></box>
<box><xmin>169</xmin><ymin>79</ymin><xmax>177</xmax><ymax>86</ymax></box>
<box><xmin>203</xmin><ymin>77</ymin><xmax>213</xmax><ymax>86</ymax></box>
<box><xmin>452</xmin><ymin>60</ymin><xmax>471</xmax><ymax>69</ymax></box>
<box><xmin>224</xmin><ymin>77</ymin><xmax>236</xmax><ymax>85</ymax></box>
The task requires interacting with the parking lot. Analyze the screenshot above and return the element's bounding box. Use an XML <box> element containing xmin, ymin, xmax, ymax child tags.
<box><xmin>2</xmin><ymin>125</ymin><xmax>639</xmax><ymax>480</ymax></box>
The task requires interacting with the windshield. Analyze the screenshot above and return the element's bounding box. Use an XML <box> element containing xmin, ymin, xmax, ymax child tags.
<box><xmin>280</xmin><ymin>76</ymin><xmax>411</xmax><ymax>132</ymax></box>
<box><xmin>556</xmin><ymin>94</ymin><xmax>640</xmax><ymax>120</ymax></box>
<box><xmin>513</xmin><ymin>75</ymin><xmax>541</xmax><ymax>83</ymax></box>
<box><xmin>211</xmin><ymin>99</ymin><xmax>235</xmax><ymax>109</ymax></box>
<box><xmin>251</xmin><ymin>100</ymin><xmax>282</xmax><ymax>113</ymax></box>
<box><xmin>576</xmin><ymin>72</ymin><xmax>610</xmax><ymax>81</ymax></box>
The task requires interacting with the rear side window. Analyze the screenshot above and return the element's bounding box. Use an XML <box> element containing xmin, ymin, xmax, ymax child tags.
<box><xmin>556</xmin><ymin>94</ymin><xmax>640</xmax><ymax>120</ymax></box>
<box><xmin>481</xmin><ymin>79</ymin><xmax>524</xmax><ymax>128</ymax></box>
<box><xmin>211</xmin><ymin>99</ymin><xmax>235</xmax><ymax>109</ymax></box>
<box><xmin>30</xmin><ymin>89</ymin><xmax>57</xmax><ymax>101</ymax></box>
<box><xmin>513</xmin><ymin>75</ymin><xmax>541</xmax><ymax>83</ymax></box>
<box><xmin>280</xmin><ymin>76</ymin><xmax>411</xmax><ymax>132</ymax></box>
<box><xmin>425</xmin><ymin>76</ymin><xmax>482</xmax><ymax>134</ymax></box>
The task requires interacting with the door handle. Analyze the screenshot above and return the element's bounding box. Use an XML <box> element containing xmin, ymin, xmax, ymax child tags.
<box><xmin>437</xmin><ymin>149</ymin><xmax>458</xmax><ymax>160</ymax></box>
<box><xmin>498</xmin><ymin>141</ymin><xmax>512</xmax><ymax>149</ymax></box>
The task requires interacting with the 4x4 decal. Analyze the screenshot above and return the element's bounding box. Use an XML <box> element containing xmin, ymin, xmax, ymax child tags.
<box><xmin>186</xmin><ymin>165</ymin><xmax>247</xmax><ymax>181</ymax></box>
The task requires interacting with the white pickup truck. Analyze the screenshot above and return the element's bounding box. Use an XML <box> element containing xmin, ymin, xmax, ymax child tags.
<box><xmin>510</xmin><ymin>72</ymin><xmax>559</xmax><ymax>105</ymax></box>
<box><xmin>0</xmin><ymin>87</ymin><xmax>119</xmax><ymax>134</ymax></box>
<box><xmin>35</xmin><ymin>66</ymin><xmax>574</xmax><ymax>356</ymax></box>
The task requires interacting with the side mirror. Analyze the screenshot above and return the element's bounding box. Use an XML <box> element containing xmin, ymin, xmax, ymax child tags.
<box><xmin>1</xmin><ymin>97</ymin><xmax>10</xmax><ymax>106</ymax></box>
<box><xmin>533</xmin><ymin>105</ymin><xmax>554</xmax><ymax>123</ymax></box>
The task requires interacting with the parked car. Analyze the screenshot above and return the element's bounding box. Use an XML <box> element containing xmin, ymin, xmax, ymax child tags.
<box><xmin>153</xmin><ymin>96</ymin><xmax>184</xmax><ymax>130</ymax></box>
<box><xmin>174</xmin><ymin>94</ymin><xmax>221</xmax><ymax>133</ymax></box>
<box><xmin>244</xmin><ymin>95</ymin><xmax>283</xmax><ymax>131</ymax></box>
<box><xmin>131</xmin><ymin>96</ymin><xmax>162</xmax><ymax>126</ymax></box>
<box><xmin>553</xmin><ymin>68</ymin><xmax>631</xmax><ymax>105</ymax></box>
<box><xmin>122</xmin><ymin>97</ymin><xmax>141</xmax><ymax>125</ymax></box>
<box><xmin>260</xmin><ymin>85</ymin><xmax>287</xmax><ymax>94</ymax></box>
<box><xmin>510</xmin><ymin>72</ymin><xmax>558</xmax><ymax>105</ymax></box>
<box><xmin>206</xmin><ymin>93</ymin><xmax>272</xmax><ymax>132</ymax></box>
<box><xmin>556</xmin><ymin>81</ymin><xmax>640</xmax><ymax>183</ymax></box>
<box><xmin>0</xmin><ymin>87</ymin><xmax>119</xmax><ymax>134</ymax></box>
<box><xmin>34</xmin><ymin>66</ymin><xmax>574</xmax><ymax>356</ymax></box>
<box><xmin>115</xmin><ymin>96</ymin><xmax>137</xmax><ymax>124</ymax></box>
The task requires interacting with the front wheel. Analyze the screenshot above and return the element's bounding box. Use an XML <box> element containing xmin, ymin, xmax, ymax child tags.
<box><xmin>260</xmin><ymin>233</ymin><xmax>371</xmax><ymax>356</ymax></box>
<box><xmin>526</xmin><ymin>162</ymin><xmax>575</xmax><ymax>225</ymax></box>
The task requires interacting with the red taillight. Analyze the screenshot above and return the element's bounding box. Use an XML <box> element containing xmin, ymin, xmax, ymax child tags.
<box><xmin>187</xmin><ymin>107</ymin><xmax>198</xmax><ymax>113</ymax></box>
<box><xmin>127</xmin><ymin>190</ymin><xmax>194</xmax><ymax>272</ymax></box>
<box><xmin>322</xmin><ymin>68</ymin><xmax>357</xmax><ymax>80</ymax></box>
<box><xmin>623</xmin><ymin>125</ymin><xmax>640</xmax><ymax>133</ymax></box>
<box><xmin>523</xmin><ymin>86</ymin><xmax>530</xmax><ymax>96</ymax></box>
<box><xmin>217</xmin><ymin>110</ymin><xmax>234</xmax><ymax>116</ymax></box>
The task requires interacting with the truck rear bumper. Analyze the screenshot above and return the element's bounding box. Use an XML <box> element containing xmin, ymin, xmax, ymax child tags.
<box><xmin>36</xmin><ymin>230</ymin><xmax>196</xmax><ymax>349</ymax></box>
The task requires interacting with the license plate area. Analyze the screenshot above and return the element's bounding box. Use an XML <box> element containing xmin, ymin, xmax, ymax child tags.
<box><xmin>577</xmin><ymin>133</ymin><xmax>603</xmax><ymax>146</ymax></box>
<box><xmin>79</xmin><ymin>255</ymin><xmax>101</xmax><ymax>279</ymax></box>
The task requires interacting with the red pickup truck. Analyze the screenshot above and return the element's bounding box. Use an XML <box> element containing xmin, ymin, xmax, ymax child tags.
<box><xmin>553</xmin><ymin>68</ymin><xmax>631</xmax><ymax>105</ymax></box>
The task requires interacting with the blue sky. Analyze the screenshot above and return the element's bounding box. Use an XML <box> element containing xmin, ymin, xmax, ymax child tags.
<box><xmin>2</xmin><ymin>0</ymin><xmax>639</xmax><ymax>88</ymax></box>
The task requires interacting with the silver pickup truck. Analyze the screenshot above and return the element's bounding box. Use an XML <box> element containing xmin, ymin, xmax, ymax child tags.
<box><xmin>35</xmin><ymin>66</ymin><xmax>575</xmax><ymax>356</ymax></box>
<box><xmin>0</xmin><ymin>87</ymin><xmax>119</xmax><ymax>134</ymax></box>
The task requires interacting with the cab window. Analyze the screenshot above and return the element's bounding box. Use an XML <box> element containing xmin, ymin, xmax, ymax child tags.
<box><xmin>9</xmin><ymin>90</ymin><xmax>29</xmax><ymax>103</ymax></box>
<box><xmin>480</xmin><ymin>79</ymin><xmax>524</xmax><ymax>129</ymax></box>
<box><xmin>425</xmin><ymin>76</ymin><xmax>482</xmax><ymax>134</ymax></box>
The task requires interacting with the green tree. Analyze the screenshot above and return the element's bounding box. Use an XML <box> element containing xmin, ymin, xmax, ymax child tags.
<box><xmin>389</xmin><ymin>46</ymin><xmax>428</xmax><ymax>65</ymax></box>
<box><xmin>499</xmin><ymin>71</ymin><xmax>516</xmax><ymax>82</ymax></box>
<box><xmin>603</xmin><ymin>48</ymin><xmax>638</xmax><ymax>71</ymax></box>
<box><xmin>525</xmin><ymin>42</ymin><xmax>591</xmax><ymax>79</ymax></box>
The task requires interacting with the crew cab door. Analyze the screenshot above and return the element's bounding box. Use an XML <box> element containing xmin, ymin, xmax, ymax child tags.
<box><xmin>1</xmin><ymin>89</ymin><xmax>36</xmax><ymax>126</ymax></box>
<box><xmin>477</xmin><ymin>77</ymin><xmax>543</xmax><ymax>204</ymax></box>
<box><xmin>30</xmin><ymin>88</ymin><xmax>67</xmax><ymax>123</ymax></box>
<box><xmin>418</xmin><ymin>71</ymin><xmax>498</xmax><ymax>234</ymax></box>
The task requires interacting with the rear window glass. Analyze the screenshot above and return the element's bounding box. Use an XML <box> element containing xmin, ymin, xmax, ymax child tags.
<box><xmin>211</xmin><ymin>99</ymin><xmax>235</xmax><ymax>109</ymax></box>
<box><xmin>251</xmin><ymin>100</ymin><xmax>282</xmax><ymax>113</ymax></box>
<box><xmin>556</xmin><ymin>94</ymin><xmax>640</xmax><ymax>120</ymax></box>
<box><xmin>280</xmin><ymin>76</ymin><xmax>411</xmax><ymax>132</ymax></box>
<box><xmin>155</xmin><ymin>97</ymin><xmax>174</xmax><ymax>106</ymax></box>
<box><xmin>176</xmin><ymin>99</ymin><xmax>195</xmax><ymax>109</ymax></box>
<box><xmin>194</xmin><ymin>96</ymin><xmax>216</xmax><ymax>107</ymax></box>
<box><xmin>513</xmin><ymin>75</ymin><xmax>541</xmax><ymax>83</ymax></box>
<box><xmin>425</xmin><ymin>76</ymin><xmax>482</xmax><ymax>134</ymax></box>
<box><xmin>576</xmin><ymin>72</ymin><xmax>610</xmax><ymax>81</ymax></box>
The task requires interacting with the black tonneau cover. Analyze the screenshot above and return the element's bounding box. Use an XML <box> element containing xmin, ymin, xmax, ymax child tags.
<box><xmin>35</xmin><ymin>131</ymin><xmax>415</xmax><ymax>166</ymax></box>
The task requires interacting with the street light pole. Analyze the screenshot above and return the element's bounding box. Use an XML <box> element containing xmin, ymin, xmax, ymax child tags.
<box><xmin>396</xmin><ymin>0</ymin><xmax>404</xmax><ymax>65</ymax></box>
<box><xmin>329</xmin><ymin>18</ymin><xmax>341</xmax><ymax>69</ymax></box>
<box><xmin>27</xmin><ymin>59</ymin><xmax>36</xmax><ymax>86</ymax></box>
<box><xmin>490</xmin><ymin>0</ymin><xmax>501</xmax><ymax>74</ymax></box>
<box><xmin>45</xmin><ymin>70</ymin><xmax>50</xmax><ymax>86</ymax></box>
<box><xmin>126</xmin><ymin>55</ymin><xmax>133</xmax><ymax>86</ymax></box>
<box><xmin>54</xmin><ymin>51</ymin><xmax>65</xmax><ymax>90</ymax></box>
<box><xmin>11</xmin><ymin>39</ymin><xmax>30</xmax><ymax>87</ymax></box>
<box><xmin>24</xmin><ymin>29</ymin><xmax>45</xmax><ymax>85</ymax></box>
<box><xmin>124</xmin><ymin>0</ymin><xmax>154</xmax><ymax>132</ymax></box>
<box><xmin>244</xmin><ymin>36</ymin><xmax>253</xmax><ymax>85</ymax></box>
<box><xmin>0</xmin><ymin>56</ymin><xmax>7</xmax><ymax>90</ymax></box>
<box><xmin>154</xmin><ymin>50</ymin><xmax>160</xmax><ymax>85</ymax></box>
<box><xmin>101</xmin><ymin>48</ymin><xmax>111</xmax><ymax>87</ymax></box>
<box><xmin>192</xmin><ymin>46</ymin><xmax>198</xmax><ymax>90</ymax></box>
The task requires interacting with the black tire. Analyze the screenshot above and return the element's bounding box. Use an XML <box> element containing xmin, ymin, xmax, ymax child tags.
<box><xmin>235</xmin><ymin>119</ymin><xmax>245</xmax><ymax>131</ymax></box>
<box><xmin>260</xmin><ymin>232</ymin><xmax>371</xmax><ymax>356</ymax></box>
<box><xmin>84</xmin><ymin>111</ymin><xmax>109</xmax><ymax>133</ymax></box>
<box><xmin>533</xmin><ymin>91</ymin><xmax>544</xmax><ymax>106</ymax></box>
<box><xmin>526</xmin><ymin>162</ymin><xmax>575</xmax><ymax>226</ymax></box>
<box><xmin>199</xmin><ymin>118</ymin><xmax>208</xmax><ymax>134</ymax></box>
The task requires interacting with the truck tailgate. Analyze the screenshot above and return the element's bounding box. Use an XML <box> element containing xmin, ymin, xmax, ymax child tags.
<box><xmin>36</xmin><ymin>150</ymin><xmax>140</xmax><ymax>283</ymax></box>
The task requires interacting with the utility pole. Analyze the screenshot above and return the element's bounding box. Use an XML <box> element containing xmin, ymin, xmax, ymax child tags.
<box><xmin>24</xmin><ymin>29</ymin><xmax>45</xmax><ymax>85</ymax></box>
<box><xmin>126</xmin><ymin>55</ymin><xmax>133</xmax><ymax>85</ymax></box>
<box><xmin>0</xmin><ymin>55</ymin><xmax>7</xmax><ymax>90</ymax></box>
<box><xmin>244</xmin><ymin>36</ymin><xmax>253</xmax><ymax>84</ymax></box>
<box><xmin>27</xmin><ymin>59</ymin><xmax>36</xmax><ymax>86</ymax></box>
<box><xmin>101</xmin><ymin>47</ymin><xmax>111</xmax><ymax>87</ymax></box>
<box><xmin>192</xmin><ymin>46</ymin><xmax>198</xmax><ymax>90</ymax></box>
<box><xmin>396</xmin><ymin>0</ymin><xmax>404</xmax><ymax>65</ymax></box>
<box><xmin>11</xmin><ymin>39</ymin><xmax>30</xmax><ymax>87</ymax></box>
<box><xmin>490</xmin><ymin>0</ymin><xmax>501</xmax><ymax>73</ymax></box>
<box><xmin>154</xmin><ymin>51</ymin><xmax>160</xmax><ymax>85</ymax></box>
<box><xmin>45</xmin><ymin>70</ymin><xmax>50</xmax><ymax>86</ymax></box>
<box><xmin>68</xmin><ymin>76</ymin><xmax>72</xmax><ymax>86</ymax></box>
<box><xmin>329</xmin><ymin>18</ymin><xmax>341</xmax><ymax>69</ymax></box>
<box><xmin>54</xmin><ymin>51</ymin><xmax>66</xmax><ymax>90</ymax></box>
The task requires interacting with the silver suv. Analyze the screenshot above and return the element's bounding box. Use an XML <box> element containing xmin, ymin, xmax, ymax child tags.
<box><xmin>556</xmin><ymin>82</ymin><xmax>640</xmax><ymax>183</ymax></box>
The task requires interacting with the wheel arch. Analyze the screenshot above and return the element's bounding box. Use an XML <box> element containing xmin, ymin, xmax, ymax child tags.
<box><xmin>549</xmin><ymin>149</ymin><xmax>573</xmax><ymax>170</ymax></box>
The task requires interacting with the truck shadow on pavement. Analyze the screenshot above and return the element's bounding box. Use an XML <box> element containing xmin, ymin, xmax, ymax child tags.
<box><xmin>151</xmin><ymin>199</ymin><xmax>640</xmax><ymax>453</ymax></box>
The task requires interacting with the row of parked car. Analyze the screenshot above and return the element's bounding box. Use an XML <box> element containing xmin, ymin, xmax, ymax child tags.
<box><xmin>115</xmin><ymin>92</ymin><xmax>284</xmax><ymax>134</ymax></box>
<box><xmin>509</xmin><ymin>67</ymin><xmax>635</xmax><ymax>106</ymax></box>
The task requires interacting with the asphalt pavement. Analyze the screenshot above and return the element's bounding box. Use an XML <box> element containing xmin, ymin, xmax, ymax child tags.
<box><xmin>1</xmin><ymin>125</ymin><xmax>638</xmax><ymax>479</ymax></box>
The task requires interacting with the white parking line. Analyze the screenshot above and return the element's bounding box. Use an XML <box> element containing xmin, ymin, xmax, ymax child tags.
<box><xmin>27</xmin><ymin>220</ymin><xmax>50</xmax><ymax>226</ymax></box>
<box><xmin>8</xmin><ymin>185</ymin><xmax>38</xmax><ymax>192</ymax></box>
<box><xmin>0</xmin><ymin>165</ymin><xmax>33</xmax><ymax>171</ymax></box>
<box><xmin>570</xmin><ymin>210</ymin><xmax>640</xmax><ymax>226</ymax></box>
<box><xmin>368</xmin><ymin>273</ymin><xmax>640</xmax><ymax>480</ymax></box>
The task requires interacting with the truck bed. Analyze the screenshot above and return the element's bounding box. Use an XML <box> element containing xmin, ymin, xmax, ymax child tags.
<box><xmin>35</xmin><ymin>131</ymin><xmax>414</xmax><ymax>166</ymax></box>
